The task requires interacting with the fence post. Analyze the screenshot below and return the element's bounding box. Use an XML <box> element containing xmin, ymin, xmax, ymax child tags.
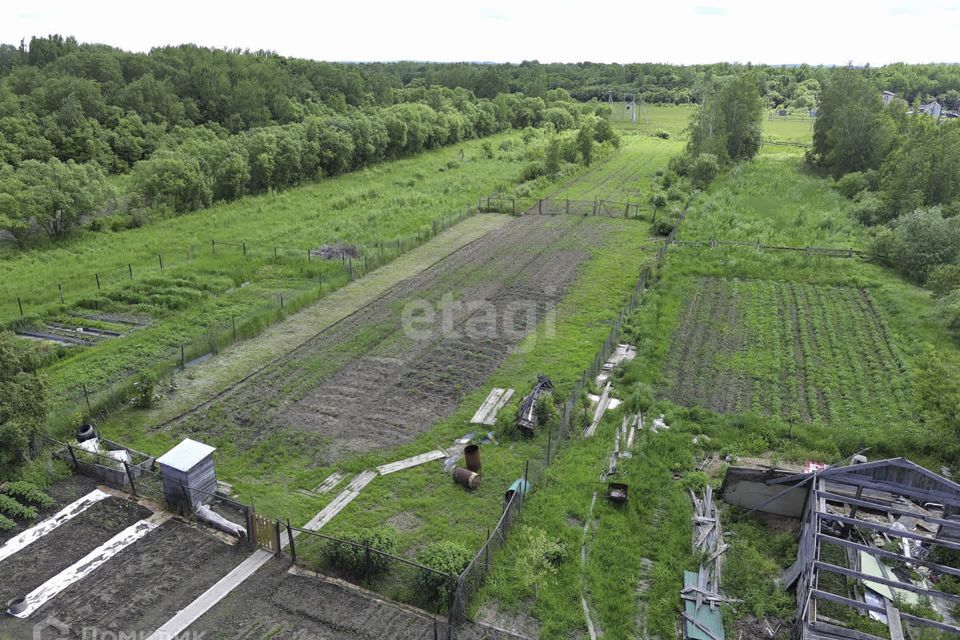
<box><xmin>364</xmin><ymin>541</ymin><xmax>371</xmax><ymax>580</ymax></box>
<box><xmin>67</xmin><ymin>444</ymin><xmax>80</xmax><ymax>472</ymax></box>
<box><xmin>95</xmin><ymin>273</ymin><xmax>101</xmax><ymax>291</ymax></box>
<box><xmin>17</xmin><ymin>297</ymin><xmax>23</xmax><ymax>317</ymax></box>
<box><xmin>279</xmin><ymin>295</ymin><xmax>284</xmax><ymax>309</ymax></box>
<box><xmin>211</xmin><ymin>239</ymin><xmax>216</xmax><ymax>255</ymax></box>
<box><xmin>232</xmin><ymin>317</ymin><xmax>237</xmax><ymax>342</ymax></box>
<box><xmin>274</xmin><ymin>519</ymin><xmax>282</xmax><ymax>556</ymax></box>
<box><xmin>82</xmin><ymin>383</ymin><xmax>92</xmax><ymax>414</ymax></box>
<box><xmin>122</xmin><ymin>460</ymin><xmax>138</xmax><ymax>497</ymax></box>
<box><xmin>246</xmin><ymin>506</ymin><xmax>255</xmax><ymax>550</ymax></box>
<box><xmin>307</xmin><ymin>248</ymin><xmax>311</xmax><ymax>262</ymax></box>
<box><xmin>128</xmin><ymin>264</ymin><xmax>133</xmax><ymax>279</ymax></box>
<box><xmin>538</xmin><ymin>199</ymin><xmax>542</xmax><ymax>214</ymax></box>
<box><xmin>58</xmin><ymin>283</ymin><xmax>64</xmax><ymax>304</ymax></box>
<box><xmin>522</xmin><ymin>460</ymin><xmax>530</xmax><ymax>507</ymax></box>
<box><xmin>512</xmin><ymin>198</ymin><xmax>516</xmax><ymax>215</ymax></box>
<box><xmin>242</xmin><ymin>242</ymin><xmax>247</xmax><ymax>256</ymax></box>
<box><xmin>565</xmin><ymin>199</ymin><xmax>570</xmax><ymax>214</ymax></box>
<box><xmin>446</xmin><ymin>574</ymin><xmax>456</xmax><ymax>640</ymax></box>
<box><xmin>485</xmin><ymin>528</ymin><xmax>490</xmax><ymax>576</ymax></box>
<box><xmin>180</xmin><ymin>345</ymin><xmax>185</xmax><ymax>368</ymax></box>
<box><xmin>348</xmin><ymin>258</ymin><xmax>353</xmax><ymax>280</ymax></box>
<box><xmin>547</xmin><ymin>424</ymin><xmax>553</xmax><ymax>465</ymax></box>
<box><xmin>158</xmin><ymin>254</ymin><xmax>164</xmax><ymax>271</ymax></box>
<box><xmin>274</xmin><ymin>247</ymin><xmax>278</xmax><ymax>258</ymax></box>
<box><xmin>287</xmin><ymin>519</ymin><xmax>296</xmax><ymax>563</ymax></box>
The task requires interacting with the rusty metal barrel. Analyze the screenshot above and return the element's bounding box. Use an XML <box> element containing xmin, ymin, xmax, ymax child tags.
<box><xmin>453</xmin><ymin>467</ymin><xmax>480</xmax><ymax>490</ymax></box>
<box><xmin>464</xmin><ymin>444</ymin><xmax>481</xmax><ymax>473</ymax></box>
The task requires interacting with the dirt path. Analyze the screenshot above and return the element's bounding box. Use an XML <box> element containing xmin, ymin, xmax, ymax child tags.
<box><xmin>137</xmin><ymin>214</ymin><xmax>513</xmax><ymax>426</ymax></box>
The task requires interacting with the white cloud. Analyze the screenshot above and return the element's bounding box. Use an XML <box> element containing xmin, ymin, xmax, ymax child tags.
<box><xmin>0</xmin><ymin>0</ymin><xmax>958</xmax><ymax>65</ymax></box>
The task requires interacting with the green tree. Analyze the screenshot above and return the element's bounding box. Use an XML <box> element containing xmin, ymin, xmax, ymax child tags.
<box><xmin>576</xmin><ymin>122</ymin><xmax>594</xmax><ymax>166</ymax></box>
<box><xmin>812</xmin><ymin>68</ymin><xmax>894</xmax><ymax>178</ymax></box>
<box><xmin>132</xmin><ymin>150</ymin><xmax>212</xmax><ymax>213</ymax></box>
<box><xmin>0</xmin><ymin>332</ymin><xmax>47</xmax><ymax>477</ymax></box>
<box><xmin>688</xmin><ymin>73</ymin><xmax>764</xmax><ymax>163</ymax></box>
<box><xmin>16</xmin><ymin>158</ymin><xmax>108</xmax><ymax>239</ymax></box>
<box><xmin>886</xmin><ymin>207</ymin><xmax>960</xmax><ymax>283</ymax></box>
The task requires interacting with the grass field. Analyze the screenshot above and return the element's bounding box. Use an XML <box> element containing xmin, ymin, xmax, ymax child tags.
<box><xmin>7</xmin><ymin>132</ymin><xmax>590</xmax><ymax>417</ymax></box>
<box><xmin>472</xmin><ymin>142</ymin><xmax>960</xmax><ymax>639</ymax></box>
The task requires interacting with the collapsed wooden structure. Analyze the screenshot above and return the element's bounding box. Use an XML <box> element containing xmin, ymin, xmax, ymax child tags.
<box><xmin>750</xmin><ymin>458</ymin><xmax>960</xmax><ymax>640</ymax></box>
<box><xmin>516</xmin><ymin>375</ymin><xmax>554</xmax><ymax>436</ymax></box>
<box><xmin>683</xmin><ymin>486</ymin><xmax>730</xmax><ymax>640</ymax></box>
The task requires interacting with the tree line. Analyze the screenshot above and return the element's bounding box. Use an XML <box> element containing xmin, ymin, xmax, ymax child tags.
<box><xmin>808</xmin><ymin>68</ymin><xmax>960</xmax><ymax>341</ymax></box>
<box><xmin>0</xmin><ymin>37</ymin><xmax>600</xmax><ymax>246</ymax></box>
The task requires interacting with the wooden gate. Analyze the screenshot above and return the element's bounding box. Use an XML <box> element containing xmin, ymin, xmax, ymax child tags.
<box><xmin>252</xmin><ymin>513</ymin><xmax>280</xmax><ymax>553</ymax></box>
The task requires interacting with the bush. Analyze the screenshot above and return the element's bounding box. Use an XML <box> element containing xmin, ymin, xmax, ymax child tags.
<box><xmin>690</xmin><ymin>153</ymin><xmax>720</xmax><ymax>190</ymax></box>
<box><xmin>851</xmin><ymin>192</ymin><xmax>887</xmax><ymax>226</ymax></box>
<box><xmin>939</xmin><ymin>291</ymin><xmax>960</xmax><ymax>339</ymax></box>
<box><xmin>652</xmin><ymin>129</ymin><xmax>670</xmax><ymax>139</ymax></box>
<box><xmin>132</xmin><ymin>372</ymin><xmax>155</xmax><ymax>408</ymax></box>
<box><xmin>535</xmin><ymin>392</ymin><xmax>559</xmax><ymax>427</ymax></box>
<box><xmin>0</xmin><ymin>514</ymin><xmax>14</xmax><ymax>531</ymax></box>
<box><xmin>415</xmin><ymin>541</ymin><xmax>472</xmax><ymax>607</ymax></box>
<box><xmin>323</xmin><ymin>527</ymin><xmax>399</xmax><ymax>578</ymax></box>
<box><xmin>652</xmin><ymin>218</ymin><xmax>675</xmax><ymax>236</ymax></box>
<box><xmin>0</xmin><ymin>494</ymin><xmax>38</xmax><ymax>520</ymax></box>
<box><xmin>2</xmin><ymin>481</ymin><xmax>55</xmax><ymax>508</ymax></box>
<box><xmin>834</xmin><ymin>171</ymin><xmax>870</xmax><ymax>198</ymax></box>
<box><xmin>929</xmin><ymin>264</ymin><xmax>960</xmax><ymax>298</ymax></box>
<box><xmin>650</xmin><ymin>191</ymin><xmax>668</xmax><ymax>208</ymax></box>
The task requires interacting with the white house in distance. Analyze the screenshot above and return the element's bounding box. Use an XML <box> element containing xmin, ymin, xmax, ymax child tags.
<box><xmin>919</xmin><ymin>100</ymin><xmax>943</xmax><ymax>118</ymax></box>
<box><xmin>881</xmin><ymin>90</ymin><xmax>897</xmax><ymax>105</ymax></box>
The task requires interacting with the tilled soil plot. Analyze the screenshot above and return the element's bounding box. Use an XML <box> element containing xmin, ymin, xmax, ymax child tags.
<box><xmin>186</xmin><ymin>561</ymin><xmax>526</xmax><ymax>640</ymax></box>
<box><xmin>0</xmin><ymin>496</ymin><xmax>152</xmax><ymax>607</ymax></box>
<box><xmin>660</xmin><ymin>277</ymin><xmax>913</xmax><ymax>424</ymax></box>
<box><xmin>0</xmin><ymin>519</ymin><xmax>245</xmax><ymax>639</ymax></box>
<box><xmin>168</xmin><ymin>215</ymin><xmax>608</xmax><ymax>463</ymax></box>
<box><xmin>0</xmin><ymin>475</ymin><xmax>99</xmax><ymax>546</ymax></box>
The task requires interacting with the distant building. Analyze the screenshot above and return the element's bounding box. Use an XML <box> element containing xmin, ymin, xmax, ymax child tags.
<box><xmin>919</xmin><ymin>100</ymin><xmax>943</xmax><ymax>118</ymax></box>
<box><xmin>881</xmin><ymin>90</ymin><xmax>897</xmax><ymax>105</ymax></box>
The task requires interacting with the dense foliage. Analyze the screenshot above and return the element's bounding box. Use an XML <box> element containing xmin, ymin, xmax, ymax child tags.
<box><xmin>0</xmin><ymin>332</ymin><xmax>47</xmax><ymax>478</ymax></box>
<box><xmin>810</xmin><ymin>68</ymin><xmax>960</xmax><ymax>339</ymax></box>
<box><xmin>0</xmin><ymin>37</ymin><xmax>602</xmax><ymax>244</ymax></box>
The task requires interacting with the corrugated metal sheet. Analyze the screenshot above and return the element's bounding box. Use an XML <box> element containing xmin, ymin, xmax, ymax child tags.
<box><xmin>683</xmin><ymin>571</ymin><xmax>725</xmax><ymax>640</ymax></box>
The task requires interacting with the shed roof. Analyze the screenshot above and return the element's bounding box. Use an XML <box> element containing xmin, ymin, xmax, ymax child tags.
<box><xmin>156</xmin><ymin>438</ymin><xmax>216</xmax><ymax>472</ymax></box>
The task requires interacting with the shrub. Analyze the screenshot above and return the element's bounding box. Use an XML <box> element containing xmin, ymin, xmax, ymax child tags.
<box><xmin>690</xmin><ymin>153</ymin><xmax>720</xmax><ymax>190</ymax></box>
<box><xmin>0</xmin><ymin>514</ymin><xmax>14</xmax><ymax>531</ymax></box>
<box><xmin>132</xmin><ymin>372</ymin><xmax>156</xmax><ymax>408</ymax></box>
<box><xmin>929</xmin><ymin>264</ymin><xmax>960</xmax><ymax>298</ymax></box>
<box><xmin>652</xmin><ymin>129</ymin><xmax>671</xmax><ymax>139</ymax></box>
<box><xmin>939</xmin><ymin>291</ymin><xmax>960</xmax><ymax>339</ymax></box>
<box><xmin>834</xmin><ymin>171</ymin><xmax>870</xmax><ymax>199</ymax></box>
<box><xmin>2</xmin><ymin>481</ymin><xmax>55</xmax><ymax>508</ymax></box>
<box><xmin>0</xmin><ymin>494</ymin><xmax>38</xmax><ymax>520</ymax></box>
<box><xmin>650</xmin><ymin>191</ymin><xmax>668</xmax><ymax>208</ymax></box>
<box><xmin>851</xmin><ymin>192</ymin><xmax>887</xmax><ymax>225</ymax></box>
<box><xmin>652</xmin><ymin>218</ymin><xmax>675</xmax><ymax>236</ymax></box>
<box><xmin>323</xmin><ymin>527</ymin><xmax>399</xmax><ymax>578</ymax></box>
<box><xmin>535</xmin><ymin>392</ymin><xmax>559</xmax><ymax>427</ymax></box>
<box><xmin>415</xmin><ymin>541</ymin><xmax>472</xmax><ymax>608</ymax></box>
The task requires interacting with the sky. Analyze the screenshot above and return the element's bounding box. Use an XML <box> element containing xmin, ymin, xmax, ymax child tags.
<box><xmin>2</xmin><ymin>0</ymin><xmax>959</xmax><ymax>66</ymax></box>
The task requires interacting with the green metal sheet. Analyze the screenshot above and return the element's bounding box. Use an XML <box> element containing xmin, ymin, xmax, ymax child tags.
<box><xmin>683</xmin><ymin>570</ymin><xmax>725</xmax><ymax>640</ymax></box>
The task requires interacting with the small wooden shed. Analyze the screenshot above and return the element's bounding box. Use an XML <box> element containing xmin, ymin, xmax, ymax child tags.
<box><xmin>156</xmin><ymin>438</ymin><xmax>217</xmax><ymax>511</ymax></box>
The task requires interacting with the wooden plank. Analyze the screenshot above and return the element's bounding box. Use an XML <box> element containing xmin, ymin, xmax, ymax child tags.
<box><xmin>681</xmin><ymin>613</ymin><xmax>723</xmax><ymax>640</ymax></box>
<box><xmin>313</xmin><ymin>471</ymin><xmax>345</xmax><ymax>494</ymax></box>
<box><xmin>12</xmin><ymin>511</ymin><xmax>169</xmax><ymax>618</ymax></box>
<box><xmin>470</xmin><ymin>388</ymin><xmax>514</xmax><ymax>425</ymax></box>
<box><xmin>584</xmin><ymin>382</ymin><xmax>611</xmax><ymax>438</ymax></box>
<box><xmin>0</xmin><ymin>489</ymin><xmax>110</xmax><ymax>564</ymax></box>
<box><xmin>302</xmin><ymin>470</ymin><xmax>377</xmax><ymax>531</ymax></box>
<box><xmin>817</xmin><ymin>489</ymin><xmax>957</xmax><ymax>528</ymax></box>
<box><xmin>817</xmin><ymin>512</ymin><xmax>960</xmax><ymax>552</ymax></box>
<box><xmin>816</xmin><ymin>533</ymin><xmax>960</xmax><ymax>578</ymax></box>
<box><xmin>885</xmin><ymin>601</ymin><xmax>904</xmax><ymax>640</ymax></box>
<box><xmin>814</xmin><ymin>560</ymin><xmax>960</xmax><ymax>604</ymax></box>
<box><xmin>145</xmin><ymin>548</ymin><xmax>275</xmax><ymax>640</ymax></box>
<box><xmin>376</xmin><ymin>450</ymin><xmax>446</xmax><ymax>476</ymax></box>
<box><xmin>580</xmin><ymin>595</ymin><xmax>598</xmax><ymax>640</ymax></box>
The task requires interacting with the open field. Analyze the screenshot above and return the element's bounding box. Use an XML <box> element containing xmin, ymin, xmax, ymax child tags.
<box><xmin>548</xmin><ymin>133</ymin><xmax>680</xmax><ymax>202</ymax></box>
<box><xmin>661</xmin><ymin>277</ymin><xmax>912</xmax><ymax>423</ymax></box>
